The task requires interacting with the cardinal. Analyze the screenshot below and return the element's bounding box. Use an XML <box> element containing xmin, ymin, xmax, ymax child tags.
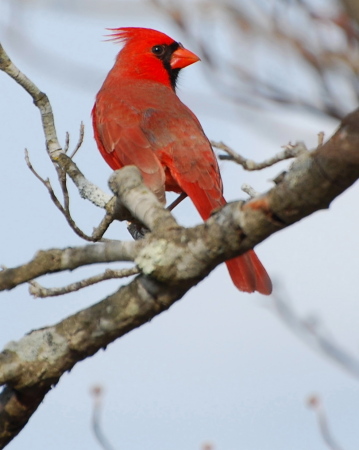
<box><xmin>92</xmin><ymin>27</ymin><xmax>272</xmax><ymax>294</ymax></box>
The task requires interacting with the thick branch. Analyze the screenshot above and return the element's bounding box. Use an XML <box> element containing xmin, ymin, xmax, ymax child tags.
<box><xmin>232</xmin><ymin>110</ymin><xmax>359</xmax><ymax>251</ymax></box>
<box><xmin>0</xmin><ymin>276</ymin><xmax>192</xmax><ymax>447</ymax></box>
<box><xmin>0</xmin><ymin>241</ymin><xmax>137</xmax><ymax>291</ymax></box>
<box><xmin>108</xmin><ymin>167</ymin><xmax>179</xmax><ymax>231</ymax></box>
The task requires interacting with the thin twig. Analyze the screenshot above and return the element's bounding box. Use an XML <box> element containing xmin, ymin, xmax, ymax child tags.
<box><xmin>25</xmin><ymin>149</ymin><xmax>101</xmax><ymax>242</ymax></box>
<box><xmin>213</xmin><ymin>140</ymin><xmax>308</xmax><ymax>170</ymax></box>
<box><xmin>270</xmin><ymin>293</ymin><xmax>359</xmax><ymax>379</ymax></box>
<box><xmin>55</xmin><ymin>162</ymin><xmax>70</xmax><ymax>212</ymax></box>
<box><xmin>0</xmin><ymin>43</ymin><xmax>111</xmax><ymax>209</ymax></box>
<box><xmin>91</xmin><ymin>386</ymin><xmax>116</xmax><ymax>450</ymax></box>
<box><xmin>241</xmin><ymin>183</ymin><xmax>260</xmax><ymax>198</ymax></box>
<box><xmin>92</xmin><ymin>213</ymin><xmax>116</xmax><ymax>241</ymax></box>
<box><xmin>69</xmin><ymin>122</ymin><xmax>85</xmax><ymax>159</ymax></box>
<box><xmin>318</xmin><ymin>131</ymin><xmax>325</xmax><ymax>147</ymax></box>
<box><xmin>29</xmin><ymin>267</ymin><xmax>139</xmax><ymax>298</ymax></box>
<box><xmin>63</xmin><ymin>131</ymin><xmax>70</xmax><ymax>153</ymax></box>
<box><xmin>307</xmin><ymin>395</ymin><xmax>345</xmax><ymax>450</ymax></box>
<box><xmin>174</xmin><ymin>2</ymin><xmax>356</xmax><ymax>119</ymax></box>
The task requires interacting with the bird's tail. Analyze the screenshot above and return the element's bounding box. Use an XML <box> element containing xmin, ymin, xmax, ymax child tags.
<box><xmin>189</xmin><ymin>189</ymin><xmax>272</xmax><ymax>294</ymax></box>
<box><xmin>225</xmin><ymin>250</ymin><xmax>272</xmax><ymax>295</ymax></box>
<box><xmin>174</xmin><ymin>180</ymin><xmax>272</xmax><ymax>295</ymax></box>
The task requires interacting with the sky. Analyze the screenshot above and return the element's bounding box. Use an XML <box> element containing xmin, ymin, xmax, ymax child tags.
<box><xmin>0</xmin><ymin>1</ymin><xmax>359</xmax><ymax>449</ymax></box>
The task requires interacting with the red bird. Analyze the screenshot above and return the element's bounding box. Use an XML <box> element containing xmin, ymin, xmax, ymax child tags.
<box><xmin>92</xmin><ymin>27</ymin><xmax>272</xmax><ymax>294</ymax></box>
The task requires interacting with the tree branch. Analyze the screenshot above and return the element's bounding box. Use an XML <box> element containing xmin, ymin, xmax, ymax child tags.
<box><xmin>213</xmin><ymin>140</ymin><xmax>309</xmax><ymax>170</ymax></box>
<box><xmin>29</xmin><ymin>267</ymin><xmax>139</xmax><ymax>298</ymax></box>
<box><xmin>25</xmin><ymin>149</ymin><xmax>100</xmax><ymax>242</ymax></box>
<box><xmin>108</xmin><ymin>167</ymin><xmax>180</xmax><ymax>232</ymax></box>
<box><xmin>0</xmin><ymin>43</ymin><xmax>111</xmax><ymax>211</ymax></box>
<box><xmin>0</xmin><ymin>241</ymin><xmax>137</xmax><ymax>291</ymax></box>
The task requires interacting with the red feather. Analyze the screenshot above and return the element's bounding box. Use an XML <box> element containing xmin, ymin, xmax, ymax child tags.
<box><xmin>93</xmin><ymin>27</ymin><xmax>272</xmax><ymax>294</ymax></box>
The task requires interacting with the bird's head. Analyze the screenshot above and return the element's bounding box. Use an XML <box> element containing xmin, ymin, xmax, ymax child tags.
<box><xmin>107</xmin><ymin>27</ymin><xmax>200</xmax><ymax>90</ymax></box>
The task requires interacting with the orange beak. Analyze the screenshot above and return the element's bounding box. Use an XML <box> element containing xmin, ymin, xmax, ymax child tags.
<box><xmin>170</xmin><ymin>46</ymin><xmax>200</xmax><ymax>69</ymax></box>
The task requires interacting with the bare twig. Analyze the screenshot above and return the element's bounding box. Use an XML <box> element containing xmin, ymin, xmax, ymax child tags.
<box><xmin>56</xmin><ymin>152</ymin><xmax>112</xmax><ymax>209</ymax></box>
<box><xmin>63</xmin><ymin>131</ymin><xmax>70</xmax><ymax>153</ymax></box>
<box><xmin>29</xmin><ymin>267</ymin><xmax>139</xmax><ymax>298</ymax></box>
<box><xmin>241</xmin><ymin>183</ymin><xmax>259</xmax><ymax>198</ymax></box>
<box><xmin>57</xmin><ymin>165</ymin><xmax>70</xmax><ymax>212</ymax></box>
<box><xmin>25</xmin><ymin>146</ymin><xmax>116</xmax><ymax>243</ymax></box>
<box><xmin>213</xmin><ymin>140</ymin><xmax>308</xmax><ymax>170</ymax></box>
<box><xmin>170</xmin><ymin>1</ymin><xmax>359</xmax><ymax>119</ymax></box>
<box><xmin>270</xmin><ymin>294</ymin><xmax>359</xmax><ymax>379</ymax></box>
<box><xmin>318</xmin><ymin>131</ymin><xmax>325</xmax><ymax>147</ymax></box>
<box><xmin>92</xmin><ymin>212</ymin><xmax>116</xmax><ymax>241</ymax></box>
<box><xmin>108</xmin><ymin>168</ymin><xmax>179</xmax><ymax>232</ymax></box>
<box><xmin>0</xmin><ymin>43</ymin><xmax>111</xmax><ymax>210</ymax></box>
<box><xmin>69</xmin><ymin>121</ymin><xmax>85</xmax><ymax>159</ymax></box>
<box><xmin>25</xmin><ymin>149</ymin><xmax>99</xmax><ymax>242</ymax></box>
<box><xmin>91</xmin><ymin>386</ymin><xmax>116</xmax><ymax>450</ymax></box>
<box><xmin>0</xmin><ymin>240</ymin><xmax>138</xmax><ymax>292</ymax></box>
<box><xmin>307</xmin><ymin>395</ymin><xmax>345</xmax><ymax>450</ymax></box>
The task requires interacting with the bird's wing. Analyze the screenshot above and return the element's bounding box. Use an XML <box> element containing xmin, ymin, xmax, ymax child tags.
<box><xmin>92</xmin><ymin>95</ymin><xmax>166</xmax><ymax>204</ymax></box>
<box><xmin>140</xmin><ymin>102</ymin><xmax>224</xmax><ymax>219</ymax></box>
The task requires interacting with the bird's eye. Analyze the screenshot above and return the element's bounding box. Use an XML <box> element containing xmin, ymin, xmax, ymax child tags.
<box><xmin>152</xmin><ymin>45</ymin><xmax>166</xmax><ymax>56</ymax></box>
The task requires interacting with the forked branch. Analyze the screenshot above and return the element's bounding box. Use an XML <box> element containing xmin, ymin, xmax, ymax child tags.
<box><xmin>0</xmin><ymin>43</ymin><xmax>111</xmax><ymax>211</ymax></box>
<box><xmin>213</xmin><ymin>140</ymin><xmax>309</xmax><ymax>170</ymax></box>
